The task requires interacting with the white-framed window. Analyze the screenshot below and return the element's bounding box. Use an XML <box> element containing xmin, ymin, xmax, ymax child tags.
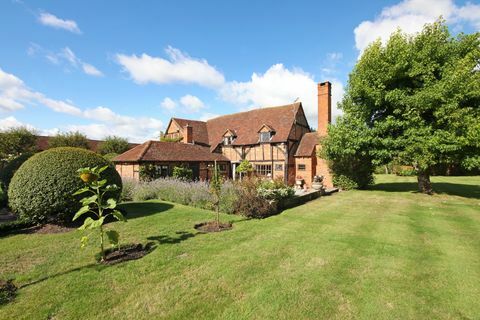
<box><xmin>259</xmin><ymin>132</ymin><xmax>271</xmax><ymax>142</ymax></box>
<box><xmin>255</xmin><ymin>164</ymin><xmax>272</xmax><ymax>176</ymax></box>
<box><xmin>224</xmin><ymin>136</ymin><xmax>234</xmax><ymax>145</ymax></box>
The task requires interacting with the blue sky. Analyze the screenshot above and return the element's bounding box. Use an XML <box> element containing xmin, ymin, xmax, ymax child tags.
<box><xmin>0</xmin><ymin>0</ymin><xmax>479</xmax><ymax>142</ymax></box>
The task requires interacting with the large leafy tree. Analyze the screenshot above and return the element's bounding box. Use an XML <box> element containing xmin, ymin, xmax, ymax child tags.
<box><xmin>326</xmin><ymin>20</ymin><xmax>480</xmax><ymax>194</ymax></box>
<box><xmin>49</xmin><ymin>131</ymin><xmax>89</xmax><ymax>149</ymax></box>
<box><xmin>98</xmin><ymin>136</ymin><xmax>130</xmax><ymax>155</ymax></box>
<box><xmin>0</xmin><ymin>127</ymin><xmax>37</xmax><ymax>160</ymax></box>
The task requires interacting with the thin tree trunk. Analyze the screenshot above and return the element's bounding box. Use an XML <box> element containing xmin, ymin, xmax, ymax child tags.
<box><xmin>417</xmin><ymin>170</ymin><xmax>433</xmax><ymax>194</ymax></box>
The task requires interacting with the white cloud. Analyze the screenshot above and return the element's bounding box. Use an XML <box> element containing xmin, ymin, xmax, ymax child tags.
<box><xmin>354</xmin><ymin>0</ymin><xmax>480</xmax><ymax>53</ymax></box>
<box><xmin>0</xmin><ymin>68</ymin><xmax>162</xmax><ymax>142</ymax></box>
<box><xmin>38</xmin><ymin>12</ymin><xmax>81</xmax><ymax>34</ymax></box>
<box><xmin>82</xmin><ymin>63</ymin><xmax>103</xmax><ymax>77</ymax></box>
<box><xmin>28</xmin><ymin>45</ymin><xmax>103</xmax><ymax>77</ymax></box>
<box><xmin>0</xmin><ymin>116</ymin><xmax>35</xmax><ymax>131</ymax></box>
<box><xmin>220</xmin><ymin>64</ymin><xmax>344</xmax><ymax>128</ymax></box>
<box><xmin>179</xmin><ymin>94</ymin><xmax>205</xmax><ymax>112</ymax></box>
<box><xmin>160</xmin><ymin>97</ymin><xmax>177</xmax><ymax>110</ymax></box>
<box><xmin>116</xmin><ymin>46</ymin><xmax>225</xmax><ymax>88</ymax></box>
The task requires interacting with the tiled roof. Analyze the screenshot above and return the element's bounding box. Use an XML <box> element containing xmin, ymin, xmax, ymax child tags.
<box><xmin>113</xmin><ymin>141</ymin><xmax>229</xmax><ymax>162</ymax></box>
<box><xmin>206</xmin><ymin>102</ymin><xmax>302</xmax><ymax>150</ymax></box>
<box><xmin>295</xmin><ymin>132</ymin><xmax>319</xmax><ymax>157</ymax></box>
<box><xmin>171</xmin><ymin>118</ymin><xmax>209</xmax><ymax>145</ymax></box>
<box><xmin>36</xmin><ymin>136</ymin><xmax>138</xmax><ymax>152</ymax></box>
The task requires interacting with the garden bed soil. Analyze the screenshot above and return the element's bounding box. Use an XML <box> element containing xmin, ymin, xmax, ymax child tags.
<box><xmin>101</xmin><ymin>243</ymin><xmax>152</xmax><ymax>265</ymax></box>
<box><xmin>0</xmin><ymin>280</ymin><xmax>17</xmax><ymax>305</ymax></box>
<box><xmin>194</xmin><ymin>221</ymin><xmax>233</xmax><ymax>233</ymax></box>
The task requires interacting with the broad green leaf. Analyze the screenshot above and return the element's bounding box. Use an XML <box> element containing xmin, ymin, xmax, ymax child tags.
<box><xmin>89</xmin><ymin>217</ymin><xmax>105</xmax><ymax>229</ymax></box>
<box><xmin>80</xmin><ymin>236</ymin><xmax>89</xmax><ymax>248</ymax></box>
<box><xmin>72</xmin><ymin>205</ymin><xmax>90</xmax><ymax>221</ymax></box>
<box><xmin>73</xmin><ymin>187</ymin><xmax>90</xmax><ymax>196</ymax></box>
<box><xmin>98</xmin><ymin>165</ymin><xmax>109</xmax><ymax>174</ymax></box>
<box><xmin>81</xmin><ymin>195</ymin><xmax>98</xmax><ymax>206</ymax></box>
<box><xmin>103</xmin><ymin>198</ymin><xmax>117</xmax><ymax>209</ymax></box>
<box><xmin>111</xmin><ymin>210</ymin><xmax>127</xmax><ymax>222</ymax></box>
<box><xmin>78</xmin><ymin>217</ymin><xmax>94</xmax><ymax>230</ymax></box>
<box><xmin>95</xmin><ymin>179</ymin><xmax>107</xmax><ymax>187</ymax></box>
<box><xmin>106</xmin><ymin>230</ymin><xmax>119</xmax><ymax>246</ymax></box>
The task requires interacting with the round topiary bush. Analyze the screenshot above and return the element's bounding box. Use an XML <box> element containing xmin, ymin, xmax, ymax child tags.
<box><xmin>8</xmin><ymin>147</ymin><xmax>122</xmax><ymax>223</ymax></box>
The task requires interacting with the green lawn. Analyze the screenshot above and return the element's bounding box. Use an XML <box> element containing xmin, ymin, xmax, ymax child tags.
<box><xmin>1</xmin><ymin>175</ymin><xmax>479</xmax><ymax>319</ymax></box>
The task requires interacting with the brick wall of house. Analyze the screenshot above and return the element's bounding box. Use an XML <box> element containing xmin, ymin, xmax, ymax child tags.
<box><xmin>295</xmin><ymin>156</ymin><xmax>315</xmax><ymax>188</ymax></box>
<box><xmin>315</xmin><ymin>145</ymin><xmax>333</xmax><ymax>188</ymax></box>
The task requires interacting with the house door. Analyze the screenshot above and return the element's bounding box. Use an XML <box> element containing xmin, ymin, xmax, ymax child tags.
<box><xmin>190</xmin><ymin>163</ymin><xmax>200</xmax><ymax>180</ymax></box>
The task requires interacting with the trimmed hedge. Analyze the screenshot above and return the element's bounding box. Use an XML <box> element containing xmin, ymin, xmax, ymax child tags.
<box><xmin>8</xmin><ymin>147</ymin><xmax>122</xmax><ymax>223</ymax></box>
<box><xmin>0</xmin><ymin>152</ymin><xmax>34</xmax><ymax>190</ymax></box>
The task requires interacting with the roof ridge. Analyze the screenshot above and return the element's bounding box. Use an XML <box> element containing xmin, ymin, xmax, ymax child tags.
<box><xmin>206</xmin><ymin>102</ymin><xmax>301</xmax><ymax>122</ymax></box>
<box><xmin>137</xmin><ymin>140</ymin><xmax>153</xmax><ymax>161</ymax></box>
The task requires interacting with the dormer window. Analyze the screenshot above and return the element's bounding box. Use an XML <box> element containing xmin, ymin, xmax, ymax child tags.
<box><xmin>257</xmin><ymin>124</ymin><xmax>275</xmax><ymax>143</ymax></box>
<box><xmin>222</xmin><ymin>129</ymin><xmax>236</xmax><ymax>145</ymax></box>
<box><xmin>259</xmin><ymin>132</ymin><xmax>271</xmax><ymax>142</ymax></box>
<box><xmin>224</xmin><ymin>136</ymin><xmax>234</xmax><ymax>145</ymax></box>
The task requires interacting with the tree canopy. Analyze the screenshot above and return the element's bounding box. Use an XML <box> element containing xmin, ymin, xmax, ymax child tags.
<box><xmin>98</xmin><ymin>136</ymin><xmax>130</xmax><ymax>155</ymax></box>
<box><xmin>0</xmin><ymin>127</ymin><xmax>37</xmax><ymax>161</ymax></box>
<box><xmin>322</xmin><ymin>20</ymin><xmax>480</xmax><ymax>193</ymax></box>
<box><xmin>49</xmin><ymin>131</ymin><xmax>89</xmax><ymax>149</ymax></box>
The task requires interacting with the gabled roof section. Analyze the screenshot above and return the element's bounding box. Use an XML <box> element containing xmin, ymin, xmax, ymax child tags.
<box><xmin>170</xmin><ymin>118</ymin><xmax>209</xmax><ymax>145</ymax></box>
<box><xmin>113</xmin><ymin>141</ymin><xmax>229</xmax><ymax>162</ymax></box>
<box><xmin>257</xmin><ymin>124</ymin><xmax>276</xmax><ymax>133</ymax></box>
<box><xmin>207</xmin><ymin>102</ymin><xmax>303</xmax><ymax>150</ymax></box>
<box><xmin>295</xmin><ymin>132</ymin><xmax>319</xmax><ymax>157</ymax></box>
<box><xmin>222</xmin><ymin>129</ymin><xmax>237</xmax><ymax>137</ymax></box>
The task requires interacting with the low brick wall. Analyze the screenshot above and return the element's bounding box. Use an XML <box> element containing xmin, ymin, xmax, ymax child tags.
<box><xmin>278</xmin><ymin>190</ymin><xmax>322</xmax><ymax>211</ymax></box>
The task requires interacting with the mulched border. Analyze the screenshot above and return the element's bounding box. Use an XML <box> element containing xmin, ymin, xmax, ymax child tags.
<box><xmin>194</xmin><ymin>221</ymin><xmax>233</xmax><ymax>233</ymax></box>
<box><xmin>101</xmin><ymin>243</ymin><xmax>153</xmax><ymax>265</ymax></box>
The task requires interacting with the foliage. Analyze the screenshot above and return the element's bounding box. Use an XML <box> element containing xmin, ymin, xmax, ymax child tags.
<box><xmin>0</xmin><ymin>280</ymin><xmax>16</xmax><ymax>305</ymax></box>
<box><xmin>320</xmin><ymin>116</ymin><xmax>375</xmax><ymax>190</ymax></box>
<box><xmin>160</xmin><ymin>136</ymin><xmax>183</xmax><ymax>142</ymax></box>
<box><xmin>0</xmin><ymin>127</ymin><xmax>37</xmax><ymax>160</ymax></box>
<box><xmin>0</xmin><ymin>184</ymin><xmax>5</xmax><ymax>207</ymax></box>
<box><xmin>48</xmin><ymin>131</ymin><xmax>89</xmax><ymax>149</ymax></box>
<box><xmin>73</xmin><ymin>166</ymin><xmax>126</xmax><ymax>262</ymax></box>
<box><xmin>103</xmin><ymin>153</ymin><xmax>119</xmax><ymax>162</ymax></box>
<box><xmin>0</xmin><ymin>152</ymin><xmax>34</xmax><ymax>191</ymax></box>
<box><xmin>172</xmin><ymin>166</ymin><xmax>193</xmax><ymax>180</ymax></box>
<box><xmin>256</xmin><ymin>178</ymin><xmax>295</xmax><ymax>201</ymax></box>
<box><xmin>98</xmin><ymin>136</ymin><xmax>130</xmax><ymax>155</ymax></box>
<box><xmin>139</xmin><ymin>164</ymin><xmax>162</xmax><ymax>181</ymax></box>
<box><xmin>120</xmin><ymin>178</ymin><xmax>136</xmax><ymax>202</ymax></box>
<box><xmin>234</xmin><ymin>178</ymin><xmax>276</xmax><ymax>218</ymax></box>
<box><xmin>8</xmin><ymin>147</ymin><xmax>122</xmax><ymax>224</ymax></box>
<box><xmin>337</xmin><ymin>20</ymin><xmax>480</xmax><ymax>193</ymax></box>
<box><xmin>396</xmin><ymin>168</ymin><xmax>417</xmax><ymax>176</ymax></box>
<box><xmin>209</xmin><ymin>163</ymin><xmax>223</xmax><ymax>226</ymax></box>
<box><xmin>235</xmin><ymin>159</ymin><xmax>254</xmax><ymax>177</ymax></box>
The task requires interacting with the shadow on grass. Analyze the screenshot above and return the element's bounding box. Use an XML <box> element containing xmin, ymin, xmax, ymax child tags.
<box><xmin>368</xmin><ymin>182</ymin><xmax>480</xmax><ymax>199</ymax></box>
<box><xmin>147</xmin><ymin>231</ymin><xmax>199</xmax><ymax>245</ymax></box>
<box><xmin>19</xmin><ymin>262</ymin><xmax>103</xmax><ymax>289</ymax></box>
<box><xmin>119</xmin><ymin>202</ymin><xmax>174</xmax><ymax>219</ymax></box>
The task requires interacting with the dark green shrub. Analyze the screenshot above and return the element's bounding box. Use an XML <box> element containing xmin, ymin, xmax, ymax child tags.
<box><xmin>0</xmin><ymin>280</ymin><xmax>16</xmax><ymax>305</ymax></box>
<box><xmin>234</xmin><ymin>178</ymin><xmax>276</xmax><ymax>218</ymax></box>
<box><xmin>172</xmin><ymin>166</ymin><xmax>193</xmax><ymax>180</ymax></box>
<box><xmin>332</xmin><ymin>175</ymin><xmax>361</xmax><ymax>190</ymax></box>
<box><xmin>0</xmin><ymin>185</ymin><xmax>6</xmax><ymax>208</ymax></box>
<box><xmin>139</xmin><ymin>164</ymin><xmax>161</xmax><ymax>181</ymax></box>
<box><xmin>0</xmin><ymin>152</ymin><xmax>34</xmax><ymax>190</ymax></box>
<box><xmin>8</xmin><ymin>147</ymin><xmax>122</xmax><ymax>224</ymax></box>
<box><xmin>397</xmin><ymin>168</ymin><xmax>417</xmax><ymax>176</ymax></box>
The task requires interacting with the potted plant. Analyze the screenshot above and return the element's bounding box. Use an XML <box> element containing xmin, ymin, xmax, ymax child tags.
<box><xmin>295</xmin><ymin>175</ymin><xmax>304</xmax><ymax>187</ymax></box>
<box><xmin>311</xmin><ymin>175</ymin><xmax>324</xmax><ymax>191</ymax></box>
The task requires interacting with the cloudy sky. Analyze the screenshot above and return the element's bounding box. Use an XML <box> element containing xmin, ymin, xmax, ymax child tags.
<box><xmin>0</xmin><ymin>0</ymin><xmax>479</xmax><ymax>142</ymax></box>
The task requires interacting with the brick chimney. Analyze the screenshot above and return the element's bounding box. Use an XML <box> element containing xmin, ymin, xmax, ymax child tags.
<box><xmin>318</xmin><ymin>81</ymin><xmax>332</xmax><ymax>136</ymax></box>
<box><xmin>183</xmin><ymin>124</ymin><xmax>193</xmax><ymax>144</ymax></box>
